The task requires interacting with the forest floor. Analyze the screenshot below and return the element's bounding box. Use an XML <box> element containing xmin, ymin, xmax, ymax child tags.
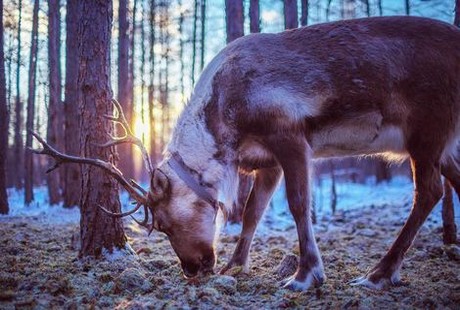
<box><xmin>1</xmin><ymin>196</ymin><xmax>460</xmax><ymax>309</ymax></box>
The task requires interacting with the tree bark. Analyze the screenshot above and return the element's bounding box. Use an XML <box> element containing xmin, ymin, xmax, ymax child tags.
<box><xmin>363</xmin><ymin>0</ymin><xmax>370</xmax><ymax>17</ymax></box>
<box><xmin>140</xmin><ymin>0</ymin><xmax>146</xmax><ymax>157</ymax></box>
<box><xmin>377</xmin><ymin>0</ymin><xmax>383</xmax><ymax>16</ymax></box>
<box><xmin>442</xmin><ymin>180</ymin><xmax>457</xmax><ymax>244</ymax></box>
<box><xmin>284</xmin><ymin>0</ymin><xmax>298</xmax><ymax>29</ymax></box>
<box><xmin>117</xmin><ymin>0</ymin><xmax>134</xmax><ymax>179</ymax></box>
<box><xmin>300</xmin><ymin>0</ymin><xmax>308</xmax><ymax>26</ymax></box>
<box><xmin>78</xmin><ymin>0</ymin><xmax>127</xmax><ymax>257</ymax></box>
<box><xmin>326</xmin><ymin>0</ymin><xmax>333</xmax><ymax>21</ymax></box>
<box><xmin>24</xmin><ymin>0</ymin><xmax>40</xmax><ymax>204</ymax></box>
<box><xmin>148</xmin><ymin>0</ymin><xmax>156</xmax><ymax>162</ymax></box>
<box><xmin>249</xmin><ymin>0</ymin><xmax>260</xmax><ymax>33</ymax></box>
<box><xmin>455</xmin><ymin>0</ymin><xmax>460</xmax><ymax>27</ymax></box>
<box><xmin>375</xmin><ymin>160</ymin><xmax>391</xmax><ymax>183</ymax></box>
<box><xmin>200</xmin><ymin>0</ymin><xmax>206</xmax><ymax>71</ymax></box>
<box><xmin>6</xmin><ymin>27</ymin><xmax>14</xmax><ymax>189</ymax></box>
<box><xmin>178</xmin><ymin>0</ymin><xmax>184</xmax><ymax>106</ymax></box>
<box><xmin>13</xmin><ymin>0</ymin><xmax>23</xmax><ymax>189</ymax></box>
<box><xmin>47</xmin><ymin>0</ymin><xmax>63</xmax><ymax>205</ymax></box>
<box><xmin>13</xmin><ymin>98</ymin><xmax>23</xmax><ymax>188</ymax></box>
<box><xmin>161</xmin><ymin>1</ymin><xmax>170</xmax><ymax>150</ymax></box>
<box><xmin>330</xmin><ymin>161</ymin><xmax>337</xmax><ymax>214</ymax></box>
<box><xmin>225</xmin><ymin>0</ymin><xmax>244</xmax><ymax>43</ymax></box>
<box><xmin>63</xmin><ymin>0</ymin><xmax>81</xmax><ymax>208</ymax></box>
<box><xmin>191</xmin><ymin>0</ymin><xmax>198</xmax><ymax>86</ymax></box>
<box><xmin>0</xmin><ymin>0</ymin><xmax>9</xmax><ymax>214</ymax></box>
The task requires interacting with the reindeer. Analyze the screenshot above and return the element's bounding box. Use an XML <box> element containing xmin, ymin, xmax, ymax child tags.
<box><xmin>33</xmin><ymin>16</ymin><xmax>460</xmax><ymax>291</ymax></box>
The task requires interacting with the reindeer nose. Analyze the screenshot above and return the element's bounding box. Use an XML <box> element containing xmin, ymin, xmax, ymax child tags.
<box><xmin>182</xmin><ymin>262</ymin><xmax>200</xmax><ymax>278</ymax></box>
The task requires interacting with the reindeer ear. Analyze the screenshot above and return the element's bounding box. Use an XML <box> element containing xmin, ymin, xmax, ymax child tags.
<box><xmin>150</xmin><ymin>169</ymin><xmax>170</xmax><ymax>202</ymax></box>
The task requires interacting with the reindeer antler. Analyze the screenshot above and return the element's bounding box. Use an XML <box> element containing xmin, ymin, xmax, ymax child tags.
<box><xmin>29</xmin><ymin>99</ymin><xmax>157</xmax><ymax>233</ymax></box>
<box><xmin>96</xmin><ymin>99</ymin><xmax>154</xmax><ymax>176</ymax></box>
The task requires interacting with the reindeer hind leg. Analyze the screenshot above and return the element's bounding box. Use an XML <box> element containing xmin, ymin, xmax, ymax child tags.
<box><xmin>353</xmin><ymin>148</ymin><xmax>444</xmax><ymax>289</ymax></box>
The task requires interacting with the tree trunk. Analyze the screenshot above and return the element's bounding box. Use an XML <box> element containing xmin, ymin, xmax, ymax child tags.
<box><xmin>249</xmin><ymin>0</ymin><xmax>260</xmax><ymax>33</ymax></box>
<box><xmin>24</xmin><ymin>0</ymin><xmax>40</xmax><ymax>204</ymax></box>
<box><xmin>140</xmin><ymin>0</ymin><xmax>146</xmax><ymax>180</ymax></box>
<box><xmin>13</xmin><ymin>0</ymin><xmax>23</xmax><ymax>189</ymax></box>
<box><xmin>284</xmin><ymin>0</ymin><xmax>298</xmax><ymax>29</ymax></box>
<box><xmin>364</xmin><ymin>0</ymin><xmax>370</xmax><ymax>16</ymax></box>
<box><xmin>200</xmin><ymin>0</ymin><xmax>206</xmax><ymax>71</ymax></box>
<box><xmin>378</xmin><ymin>0</ymin><xmax>383</xmax><ymax>16</ymax></box>
<box><xmin>162</xmin><ymin>1</ymin><xmax>170</xmax><ymax>148</ymax></box>
<box><xmin>0</xmin><ymin>0</ymin><xmax>9</xmax><ymax>215</ymax></box>
<box><xmin>6</xmin><ymin>31</ymin><xmax>13</xmax><ymax>113</ymax></box>
<box><xmin>300</xmin><ymin>0</ymin><xmax>308</xmax><ymax>26</ymax></box>
<box><xmin>455</xmin><ymin>0</ymin><xmax>460</xmax><ymax>27</ymax></box>
<box><xmin>178</xmin><ymin>0</ymin><xmax>184</xmax><ymax>106</ymax></box>
<box><xmin>78</xmin><ymin>0</ymin><xmax>127</xmax><ymax>258</ymax></box>
<box><xmin>6</xmin><ymin>30</ymin><xmax>14</xmax><ymax>189</ymax></box>
<box><xmin>326</xmin><ymin>0</ymin><xmax>333</xmax><ymax>21</ymax></box>
<box><xmin>148</xmin><ymin>0</ymin><xmax>156</xmax><ymax>163</ymax></box>
<box><xmin>330</xmin><ymin>161</ymin><xmax>337</xmax><ymax>214</ymax></box>
<box><xmin>63</xmin><ymin>0</ymin><xmax>81</xmax><ymax>208</ymax></box>
<box><xmin>375</xmin><ymin>160</ymin><xmax>391</xmax><ymax>183</ymax></box>
<box><xmin>225</xmin><ymin>0</ymin><xmax>244</xmax><ymax>43</ymax></box>
<box><xmin>117</xmin><ymin>0</ymin><xmax>134</xmax><ymax>179</ymax></box>
<box><xmin>47</xmin><ymin>0</ymin><xmax>62</xmax><ymax>205</ymax></box>
<box><xmin>191</xmin><ymin>0</ymin><xmax>198</xmax><ymax>86</ymax></box>
<box><xmin>405</xmin><ymin>0</ymin><xmax>410</xmax><ymax>15</ymax></box>
<box><xmin>14</xmin><ymin>98</ymin><xmax>23</xmax><ymax>189</ymax></box>
<box><xmin>442</xmin><ymin>180</ymin><xmax>457</xmax><ymax>244</ymax></box>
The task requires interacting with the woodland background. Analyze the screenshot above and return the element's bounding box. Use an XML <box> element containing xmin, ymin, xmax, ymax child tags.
<box><xmin>0</xmin><ymin>0</ymin><xmax>458</xmax><ymax>255</ymax></box>
<box><xmin>1</xmin><ymin>1</ymin><xmax>460</xmax><ymax>309</ymax></box>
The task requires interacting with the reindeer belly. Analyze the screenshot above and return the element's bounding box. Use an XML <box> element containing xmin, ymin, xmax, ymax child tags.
<box><xmin>309</xmin><ymin>111</ymin><xmax>407</xmax><ymax>160</ymax></box>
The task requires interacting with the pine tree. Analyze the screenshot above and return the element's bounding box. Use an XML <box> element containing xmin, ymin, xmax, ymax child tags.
<box><xmin>77</xmin><ymin>0</ymin><xmax>127</xmax><ymax>257</ymax></box>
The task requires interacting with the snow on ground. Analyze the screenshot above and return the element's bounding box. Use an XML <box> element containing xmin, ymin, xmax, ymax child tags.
<box><xmin>4</xmin><ymin>186</ymin><xmax>80</xmax><ymax>224</ymax></box>
<box><xmin>1</xmin><ymin>175</ymin><xmax>460</xmax><ymax>309</ymax></box>
<box><xmin>3</xmin><ymin>175</ymin><xmax>459</xmax><ymax>234</ymax></box>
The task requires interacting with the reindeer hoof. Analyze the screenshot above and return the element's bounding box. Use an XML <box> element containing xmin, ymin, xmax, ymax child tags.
<box><xmin>350</xmin><ymin>276</ymin><xmax>385</xmax><ymax>290</ymax></box>
<box><xmin>281</xmin><ymin>267</ymin><xmax>325</xmax><ymax>291</ymax></box>
<box><xmin>350</xmin><ymin>270</ymin><xmax>405</xmax><ymax>290</ymax></box>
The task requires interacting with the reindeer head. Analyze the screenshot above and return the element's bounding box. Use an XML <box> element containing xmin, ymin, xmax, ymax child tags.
<box><xmin>146</xmin><ymin>161</ymin><xmax>219</xmax><ymax>278</ymax></box>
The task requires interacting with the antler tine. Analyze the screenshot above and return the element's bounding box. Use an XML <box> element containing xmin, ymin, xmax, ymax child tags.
<box><xmin>130</xmin><ymin>204</ymin><xmax>150</xmax><ymax>227</ymax></box>
<box><xmin>98</xmin><ymin>99</ymin><xmax>154</xmax><ymax>177</ymax></box>
<box><xmin>98</xmin><ymin>202</ymin><xmax>144</xmax><ymax>218</ymax></box>
<box><xmin>130</xmin><ymin>205</ymin><xmax>157</xmax><ymax>235</ymax></box>
<box><xmin>130</xmin><ymin>179</ymin><xmax>148</xmax><ymax>195</ymax></box>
